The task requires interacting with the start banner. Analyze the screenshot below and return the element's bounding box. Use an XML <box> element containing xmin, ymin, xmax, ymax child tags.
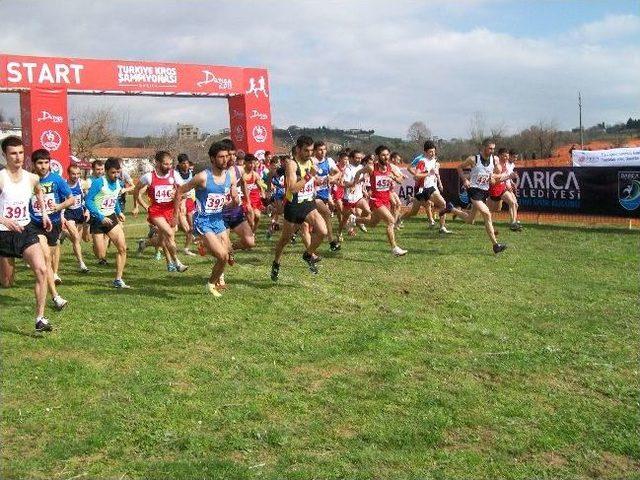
<box><xmin>571</xmin><ymin>147</ymin><xmax>640</xmax><ymax>167</ymax></box>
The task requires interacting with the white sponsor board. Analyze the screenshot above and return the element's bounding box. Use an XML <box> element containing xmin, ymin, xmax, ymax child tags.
<box><xmin>572</xmin><ymin>147</ymin><xmax>640</xmax><ymax>167</ymax></box>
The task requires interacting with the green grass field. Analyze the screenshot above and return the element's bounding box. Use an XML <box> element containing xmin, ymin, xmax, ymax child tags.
<box><xmin>1</xmin><ymin>215</ymin><xmax>639</xmax><ymax>479</ymax></box>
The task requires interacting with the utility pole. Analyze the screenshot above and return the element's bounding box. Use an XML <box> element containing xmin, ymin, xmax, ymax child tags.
<box><xmin>578</xmin><ymin>91</ymin><xmax>584</xmax><ymax>149</ymax></box>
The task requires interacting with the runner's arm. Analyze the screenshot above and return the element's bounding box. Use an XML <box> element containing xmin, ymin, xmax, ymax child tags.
<box><xmin>284</xmin><ymin>159</ymin><xmax>308</xmax><ymax>193</ymax></box>
<box><xmin>85</xmin><ymin>178</ymin><xmax>104</xmax><ymax>221</ymax></box>
<box><xmin>457</xmin><ymin>157</ymin><xmax>476</xmax><ymax>187</ymax></box>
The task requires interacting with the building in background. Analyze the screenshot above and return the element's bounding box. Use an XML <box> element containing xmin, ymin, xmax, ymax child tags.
<box><xmin>177</xmin><ymin>123</ymin><xmax>199</xmax><ymax>140</ymax></box>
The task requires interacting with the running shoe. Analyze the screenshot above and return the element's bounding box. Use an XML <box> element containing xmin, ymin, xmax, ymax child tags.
<box><xmin>154</xmin><ymin>251</ymin><xmax>163</xmax><ymax>261</ymax></box>
<box><xmin>52</xmin><ymin>295</ymin><xmax>68</xmax><ymax>311</ymax></box>
<box><xmin>492</xmin><ymin>243</ymin><xmax>508</xmax><ymax>254</ymax></box>
<box><xmin>98</xmin><ymin>258</ymin><xmax>108</xmax><ymax>266</ymax></box>
<box><xmin>358</xmin><ymin>224</ymin><xmax>368</xmax><ymax>233</ymax></box>
<box><xmin>183</xmin><ymin>248</ymin><xmax>197</xmax><ymax>257</ymax></box>
<box><xmin>338</xmin><ymin>234</ymin><xmax>344</xmax><ymax>243</ymax></box>
<box><xmin>35</xmin><ymin>317</ymin><xmax>53</xmax><ymax>332</ymax></box>
<box><xmin>206</xmin><ymin>282</ymin><xmax>222</xmax><ymax>297</ymax></box>
<box><xmin>329</xmin><ymin>240</ymin><xmax>341</xmax><ymax>252</ymax></box>
<box><xmin>79</xmin><ymin>264</ymin><xmax>89</xmax><ymax>274</ymax></box>
<box><xmin>509</xmin><ymin>222</ymin><xmax>522</xmax><ymax>232</ymax></box>
<box><xmin>167</xmin><ymin>263</ymin><xmax>177</xmax><ymax>272</ymax></box>
<box><xmin>311</xmin><ymin>254</ymin><xmax>322</xmax><ymax>263</ymax></box>
<box><xmin>176</xmin><ymin>263</ymin><xmax>189</xmax><ymax>273</ymax></box>
<box><xmin>302</xmin><ymin>252</ymin><xmax>319</xmax><ymax>274</ymax></box>
<box><xmin>112</xmin><ymin>279</ymin><xmax>131</xmax><ymax>289</ymax></box>
<box><xmin>270</xmin><ymin>261</ymin><xmax>280</xmax><ymax>282</ymax></box>
<box><xmin>392</xmin><ymin>246</ymin><xmax>408</xmax><ymax>257</ymax></box>
<box><xmin>439</xmin><ymin>226</ymin><xmax>452</xmax><ymax>234</ymax></box>
<box><xmin>428</xmin><ymin>220</ymin><xmax>436</xmax><ymax>228</ymax></box>
<box><xmin>137</xmin><ymin>239</ymin><xmax>146</xmax><ymax>255</ymax></box>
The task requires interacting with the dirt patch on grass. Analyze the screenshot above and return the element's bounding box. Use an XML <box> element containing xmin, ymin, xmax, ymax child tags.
<box><xmin>442</xmin><ymin>426</ymin><xmax>495</xmax><ymax>452</ymax></box>
<box><xmin>589</xmin><ymin>452</ymin><xmax>640</xmax><ymax>478</ymax></box>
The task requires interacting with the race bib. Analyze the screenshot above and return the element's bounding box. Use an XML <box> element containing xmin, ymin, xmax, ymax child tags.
<box><xmin>31</xmin><ymin>193</ymin><xmax>56</xmax><ymax>215</ymax></box>
<box><xmin>298</xmin><ymin>179</ymin><xmax>315</xmax><ymax>202</ymax></box>
<box><xmin>477</xmin><ymin>173</ymin><xmax>491</xmax><ymax>187</ymax></box>
<box><xmin>2</xmin><ymin>200</ymin><xmax>30</xmax><ymax>225</ymax></box>
<box><xmin>72</xmin><ymin>194</ymin><xmax>83</xmax><ymax>209</ymax></box>
<box><xmin>375</xmin><ymin>176</ymin><xmax>390</xmax><ymax>191</ymax></box>
<box><xmin>101</xmin><ymin>195</ymin><xmax>118</xmax><ymax>215</ymax></box>
<box><xmin>204</xmin><ymin>192</ymin><xmax>226</xmax><ymax>214</ymax></box>
<box><xmin>154</xmin><ymin>184</ymin><xmax>175</xmax><ymax>203</ymax></box>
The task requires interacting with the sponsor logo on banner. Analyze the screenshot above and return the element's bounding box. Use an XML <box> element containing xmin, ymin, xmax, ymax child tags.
<box><xmin>37</xmin><ymin>111</ymin><xmax>63</xmax><ymax>123</ymax></box>
<box><xmin>40</xmin><ymin>130</ymin><xmax>62</xmax><ymax>151</ymax></box>
<box><xmin>6</xmin><ymin>61</ymin><xmax>84</xmax><ymax>85</ymax></box>
<box><xmin>233</xmin><ymin>125</ymin><xmax>245</xmax><ymax>143</ymax></box>
<box><xmin>196</xmin><ymin>70</ymin><xmax>233</xmax><ymax>90</ymax></box>
<box><xmin>250</xmin><ymin>109</ymin><xmax>268</xmax><ymax>120</ymax></box>
<box><xmin>252</xmin><ymin>125</ymin><xmax>267</xmax><ymax>143</ymax></box>
<box><xmin>618</xmin><ymin>171</ymin><xmax>640</xmax><ymax>211</ymax></box>
<box><xmin>117</xmin><ymin>65</ymin><xmax>177</xmax><ymax>87</ymax></box>
<box><xmin>231</xmin><ymin>109</ymin><xmax>245</xmax><ymax>119</ymax></box>
<box><xmin>516</xmin><ymin>170</ymin><xmax>581</xmax><ymax>208</ymax></box>
<box><xmin>254</xmin><ymin>150</ymin><xmax>265</xmax><ymax>161</ymax></box>
<box><xmin>49</xmin><ymin>159</ymin><xmax>63</xmax><ymax>174</ymax></box>
<box><xmin>246</xmin><ymin>76</ymin><xmax>269</xmax><ymax>98</ymax></box>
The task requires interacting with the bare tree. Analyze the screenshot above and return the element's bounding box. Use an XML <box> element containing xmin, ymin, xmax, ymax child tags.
<box><xmin>406</xmin><ymin>121</ymin><xmax>432</xmax><ymax>143</ymax></box>
<box><xmin>518</xmin><ymin>121</ymin><xmax>559</xmax><ymax>158</ymax></box>
<box><xmin>70</xmin><ymin>106</ymin><xmax>119</xmax><ymax>160</ymax></box>
<box><xmin>468</xmin><ymin>111</ymin><xmax>486</xmax><ymax>147</ymax></box>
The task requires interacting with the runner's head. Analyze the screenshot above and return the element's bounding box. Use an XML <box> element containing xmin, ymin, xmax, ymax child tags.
<box><xmin>177</xmin><ymin>153</ymin><xmax>190</xmax><ymax>173</ymax></box>
<box><xmin>349</xmin><ymin>149</ymin><xmax>364</xmax><ymax>165</ymax></box>
<box><xmin>208</xmin><ymin>142</ymin><xmax>230</xmax><ymax>171</ymax></box>
<box><xmin>265</xmin><ymin>150</ymin><xmax>272</xmax><ymax>162</ymax></box>
<box><xmin>374</xmin><ymin>145</ymin><xmax>390</xmax><ymax>165</ymax></box>
<box><xmin>482</xmin><ymin>138</ymin><xmax>496</xmax><ymax>157</ymax></box>
<box><xmin>497</xmin><ymin>147</ymin><xmax>508</xmax><ymax>162</ymax></box>
<box><xmin>67</xmin><ymin>164</ymin><xmax>81</xmax><ymax>183</ymax></box>
<box><xmin>104</xmin><ymin>157</ymin><xmax>122</xmax><ymax>182</ymax></box>
<box><xmin>337</xmin><ymin>150</ymin><xmax>349</xmax><ymax>167</ymax></box>
<box><xmin>244</xmin><ymin>153</ymin><xmax>257</xmax><ymax>172</ymax></box>
<box><xmin>313</xmin><ymin>141</ymin><xmax>326</xmax><ymax>161</ymax></box>
<box><xmin>220</xmin><ymin>139</ymin><xmax>237</xmax><ymax>167</ymax></box>
<box><xmin>154</xmin><ymin>150</ymin><xmax>173</xmax><ymax>175</ymax></box>
<box><xmin>1</xmin><ymin>136</ymin><xmax>24</xmax><ymax>170</ymax></box>
<box><xmin>235</xmin><ymin>150</ymin><xmax>245</xmax><ymax>167</ymax></box>
<box><xmin>423</xmin><ymin>140</ymin><xmax>436</xmax><ymax>159</ymax></box>
<box><xmin>390</xmin><ymin>151</ymin><xmax>402</xmax><ymax>164</ymax></box>
<box><xmin>31</xmin><ymin>149</ymin><xmax>51</xmax><ymax>177</ymax></box>
<box><xmin>362</xmin><ymin>154</ymin><xmax>374</xmax><ymax>168</ymax></box>
<box><xmin>296</xmin><ymin>136</ymin><xmax>314</xmax><ymax>162</ymax></box>
<box><xmin>91</xmin><ymin>159</ymin><xmax>105</xmax><ymax>177</ymax></box>
<box><xmin>508</xmin><ymin>149</ymin><xmax>518</xmax><ymax>163</ymax></box>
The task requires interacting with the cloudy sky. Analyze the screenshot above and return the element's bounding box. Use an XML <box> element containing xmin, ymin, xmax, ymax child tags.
<box><xmin>1</xmin><ymin>0</ymin><xmax>638</xmax><ymax>140</ymax></box>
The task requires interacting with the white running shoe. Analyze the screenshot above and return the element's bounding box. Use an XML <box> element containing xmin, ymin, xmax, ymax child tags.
<box><xmin>439</xmin><ymin>226</ymin><xmax>452</xmax><ymax>234</ymax></box>
<box><xmin>176</xmin><ymin>262</ymin><xmax>189</xmax><ymax>273</ymax></box>
<box><xmin>392</xmin><ymin>246</ymin><xmax>408</xmax><ymax>256</ymax></box>
<box><xmin>184</xmin><ymin>248</ymin><xmax>197</xmax><ymax>256</ymax></box>
<box><xmin>358</xmin><ymin>224</ymin><xmax>368</xmax><ymax>233</ymax></box>
<box><xmin>347</xmin><ymin>214</ymin><xmax>356</xmax><ymax>229</ymax></box>
<box><xmin>52</xmin><ymin>295</ymin><xmax>68</xmax><ymax>311</ymax></box>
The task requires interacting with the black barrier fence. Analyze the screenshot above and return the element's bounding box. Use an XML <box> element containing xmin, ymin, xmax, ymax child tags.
<box><xmin>435</xmin><ymin>167</ymin><xmax>640</xmax><ymax>218</ymax></box>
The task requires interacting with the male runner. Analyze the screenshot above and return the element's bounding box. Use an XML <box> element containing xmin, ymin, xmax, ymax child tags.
<box><xmin>401</xmin><ymin>140</ymin><xmax>463</xmax><ymax>234</ymax></box>
<box><xmin>353</xmin><ymin>145</ymin><xmax>408</xmax><ymax>256</ymax></box>
<box><xmin>0</xmin><ymin>136</ymin><xmax>53</xmax><ymax>331</ymax></box>
<box><xmin>28</xmin><ymin>149</ymin><xmax>74</xmax><ymax>307</ymax></box>
<box><xmin>487</xmin><ymin>148</ymin><xmax>522</xmax><ymax>231</ymax></box>
<box><xmin>176</xmin><ymin>153</ymin><xmax>197</xmax><ymax>255</ymax></box>
<box><xmin>337</xmin><ymin>149</ymin><xmax>370</xmax><ymax>239</ymax></box>
<box><xmin>407</xmin><ymin>150</ymin><xmax>436</xmax><ymax>226</ymax></box>
<box><xmin>133</xmin><ymin>150</ymin><xmax>188</xmax><ymax>272</ymax></box>
<box><xmin>177</xmin><ymin>142</ymin><xmax>239</xmax><ymax>297</ymax></box>
<box><xmin>389</xmin><ymin>151</ymin><xmax>406</xmax><ymax>227</ymax></box>
<box><xmin>313</xmin><ymin>141</ymin><xmax>341</xmax><ymax>251</ymax></box>
<box><xmin>86</xmin><ymin>160</ymin><xmax>107</xmax><ymax>261</ymax></box>
<box><xmin>85</xmin><ymin>157</ymin><xmax>130</xmax><ymax>287</ymax></box>
<box><xmin>62</xmin><ymin>164</ymin><xmax>90</xmax><ymax>273</ymax></box>
<box><xmin>266</xmin><ymin>156</ymin><xmax>286</xmax><ymax>237</ymax></box>
<box><xmin>331</xmin><ymin>151</ymin><xmax>348</xmax><ymax>240</ymax></box>
<box><xmin>271</xmin><ymin>135</ymin><xmax>327</xmax><ymax>281</ymax></box>
<box><xmin>243</xmin><ymin>153</ymin><xmax>265</xmax><ymax>234</ymax></box>
<box><xmin>456</xmin><ymin>140</ymin><xmax>514</xmax><ymax>254</ymax></box>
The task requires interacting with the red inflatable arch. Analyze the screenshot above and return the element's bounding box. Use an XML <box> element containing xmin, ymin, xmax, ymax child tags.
<box><xmin>0</xmin><ymin>54</ymin><xmax>273</xmax><ymax>177</ymax></box>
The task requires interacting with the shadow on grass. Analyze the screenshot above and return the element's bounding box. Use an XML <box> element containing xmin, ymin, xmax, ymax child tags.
<box><xmin>0</xmin><ymin>324</ymin><xmax>44</xmax><ymax>339</ymax></box>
